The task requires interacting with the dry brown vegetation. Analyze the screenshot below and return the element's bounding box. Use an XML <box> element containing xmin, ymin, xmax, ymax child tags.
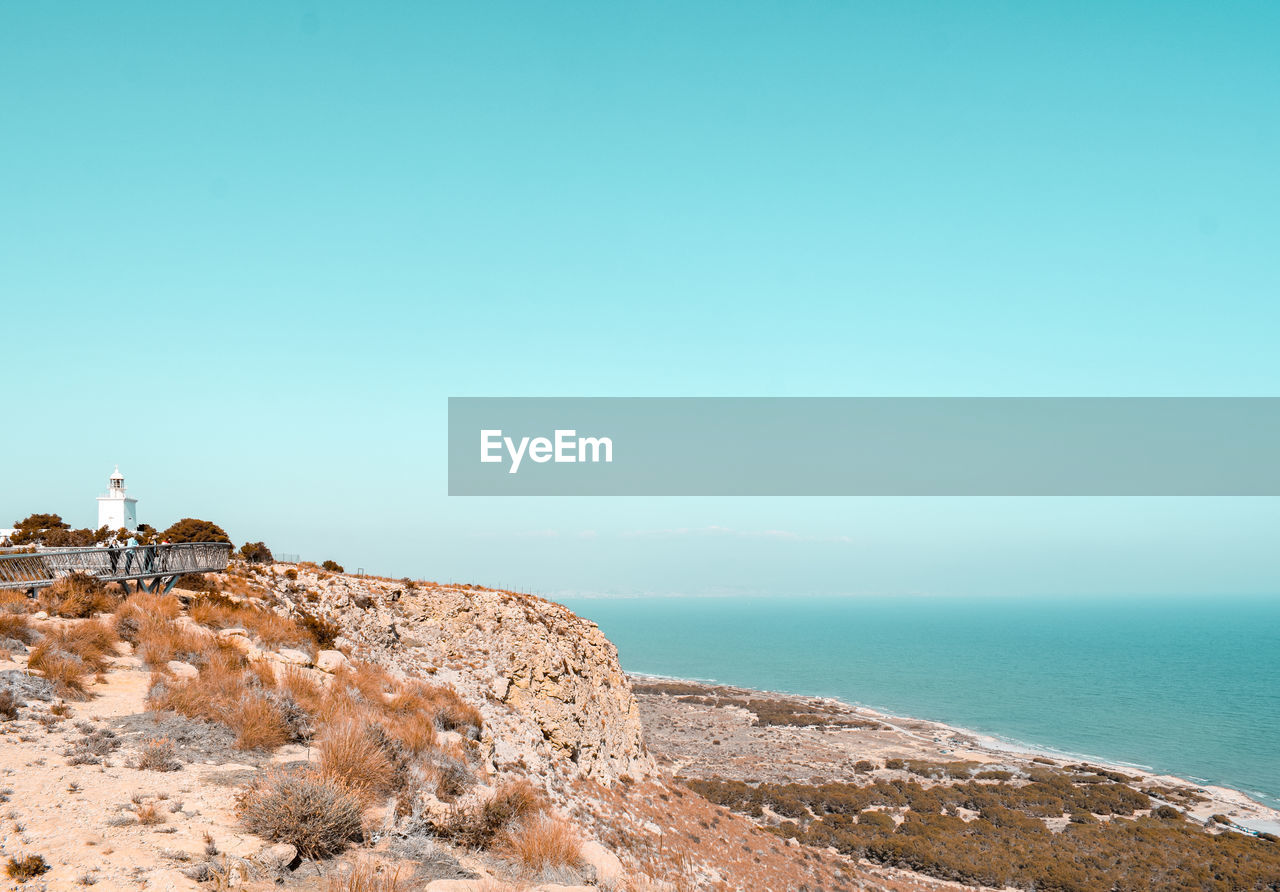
<box><xmin>4</xmin><ymin>853</ymin><xmax>50</xmax><ymax>882</ymax></box>
<box><xmin>324</xmin><ymin>858</ymin><xmax>406</xmax><ymax>892</ymax></box>
<box><xmin>691</xmin><ymin>768</ymin><xmax>1280</xmax><ymax>891</ymax></box>
<box><xmin>238</xmin><ymin>768</ymin><xmax>365</xmax><ymax>858</ymax></box>
<box><xmin>147</xmin><ymin>646</ymin><xmax>294</xmax><ymax>750</ymax></box>
<box><xmin>189</xmin><ymin>593</ymin><xmax>314</xmax><ymax>651</ymax></box>
<box><xmin>38</xmin><ymin>572</ymin><xmax>121</xmax><ymax>618</ymax></box>
<box><xmin>499</xmin><ymin>814</ymin><xmax>582</xmax><ymax>874</ymax></box>
<box><xmin>27</xmin><ymin>619</ymin><xmax>120</xmax><ymax>697</ymax></box>
<box><xmin>134</xmin><ymin>798</ymin><xmax>166</xmax><ymax>826</ymax></box>
<box><xmin>318</xmin><ymin>719</ymin><xmax>403</xmax><ymax>802</ymax></box>
<box><xmin>132</xmin><ymin>737</ymin><xmax>181</xmax><ymax>771</ymax></box>
<box><xmin>436</xmin><ymin>778</ymin><xmax>549</xmax><ymax>848</ymax></box>
<box><xmin>0</xmin><ymin>611</ymin><xmax>37</xmax><ymax>643</ymax></box>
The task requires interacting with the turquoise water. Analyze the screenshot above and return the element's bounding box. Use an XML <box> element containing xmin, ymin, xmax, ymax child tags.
<box><xmin>556</xmin><ymin>595</ymin><xmax>1280</xmax><ymax>808</ymax></box>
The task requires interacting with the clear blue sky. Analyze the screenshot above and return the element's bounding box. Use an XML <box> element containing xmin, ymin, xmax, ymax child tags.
<box><xmin>3</xmin><ymin>3</ymin><xmax>1277</xmax><ymax>597</ymax></box>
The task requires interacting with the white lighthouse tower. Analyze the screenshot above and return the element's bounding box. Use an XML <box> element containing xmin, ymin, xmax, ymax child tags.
<box><xmin>97</xmin><ymin>466</ymin><xmax>138</xmax><ymax>533</ymax></box>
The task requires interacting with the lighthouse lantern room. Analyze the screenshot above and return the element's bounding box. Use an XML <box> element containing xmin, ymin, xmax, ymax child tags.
<box><xmin>97</xmin><ymin>465</ymin><xmax>138</xmax><ymax>533</ymax></box>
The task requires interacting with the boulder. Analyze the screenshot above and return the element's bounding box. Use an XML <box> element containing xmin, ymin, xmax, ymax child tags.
<box><xmin>579</xmin><ymin>841</ymin><xmax>623</xmax><ymax>884</ymax></box>
<box><xmin>316</xmin><ymin>649</ymin><xmax>349</xmax><ymax>673</ymax></box>
<box><xmin>274</xmin><ymin>648</ymin><xmax>312</xmax><ymax>666</ymax></box>
<box><xmin>253</xmin><ymin>842</ymin><xmax>298</xmax><ymax>871</ymax></box>
<box><xmin>166</xmin><ymin>660</ymin><xmax>199</xmax><ymax>680</ymax></box>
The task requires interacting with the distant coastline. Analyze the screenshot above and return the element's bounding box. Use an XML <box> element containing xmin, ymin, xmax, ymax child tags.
<box><xmin>628</xmin><ymin>670</ymin><xmax>1280</xmax><ymax>835</ymax></box>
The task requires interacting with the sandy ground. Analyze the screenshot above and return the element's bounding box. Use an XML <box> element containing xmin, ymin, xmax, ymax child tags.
<box><xmin>631</xmin><ymin>675</ymin><xmax>1280</xmax><ymax>832</ymax></box>
<box><xmin>0</xmin><ymin>648</ymin><xmax>292</xmax><ymax>891</ymax></box>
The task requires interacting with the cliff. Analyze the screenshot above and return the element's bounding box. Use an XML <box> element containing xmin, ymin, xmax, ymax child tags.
<box><xmin>254</xmin><ymin>570</ymin><xmax>653</xmax><ymax>786</ymax></box>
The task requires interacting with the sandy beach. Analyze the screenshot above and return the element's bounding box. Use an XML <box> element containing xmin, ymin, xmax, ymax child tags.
<box><xmin>630</xmin><ymin>673</ymin><xmax>1280</xmax><ymax>836</ymax></box>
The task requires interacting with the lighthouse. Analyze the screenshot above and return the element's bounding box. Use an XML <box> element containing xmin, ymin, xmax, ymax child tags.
<box><xmin>97</xmin><ymin>466</ymin><xmax>138</xmax><ymax>533</ymax></box>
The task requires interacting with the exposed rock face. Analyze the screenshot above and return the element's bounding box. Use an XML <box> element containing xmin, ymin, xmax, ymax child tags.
<box><xmin>254</xmin><ymin>570</ymin><xmax>652</xmax><ymax>784</ymax></box>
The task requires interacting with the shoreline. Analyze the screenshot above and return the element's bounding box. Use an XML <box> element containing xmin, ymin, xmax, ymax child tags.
<box><xmin>628</xmin><ymin>670</ymin><xmax>1280</xmax><ymax>835</ymax></box>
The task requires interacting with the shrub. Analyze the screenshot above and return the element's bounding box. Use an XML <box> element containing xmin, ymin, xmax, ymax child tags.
<box><xmin>238</xmin><ymin>768</ymin><xmax>364</xmax><ymax>858</ymax></box>
<box><xmin>499</xmin><ymin>814</ymin><xmax>582</xmax><ymax>873</ymax></box>
<box><xmin>132</xmin><ymin>737</ymin><xmax>181</xmax><ymax>771</ymax></box>
<box><xmin>0</xmin><ymin>690</ymin><xmax>19</xmax><ymax>720</ymax></box>
<box><xmin>4</xmin><ymin>854</ymin><xmax>50</xmax><ymax>881</ymax></box>
<box><xmin>297</xmin><ymin>609</ymin><xmax>340</xmax><ymax>649</ymax></box>
<box><xmin>437</xmin><ymin>778</ymin><xmax>547</xmax><ymax>848</ymax></box>
<box><xmin>239</xmin><ymin>541</ymin><xmax>274</xmax><ymax>563</ymax></box>
<box><xmin>322</xmin><ymin>560</ymin><xmax>344</xmax><ymax>573</ymax></box>
<box><xmin>162</xmin><ymin>518</ymin><xmax>231</xmax><ymax>544</ymax></box>
<box><xmin>284</xmin><ymin>569</ymin><xmax>298</xmax><ymax>581</ymax></box>
<box><xmin>175</xmin><ymin>573</ymin><xmax>219</xmax><ymax>592</ymax></box>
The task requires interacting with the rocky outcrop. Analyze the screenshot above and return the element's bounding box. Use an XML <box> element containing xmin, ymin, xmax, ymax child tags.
<box><xmin>251</xmin><ymin>570</ymin><xmax>652</xmax><ymax>784</ymax></box>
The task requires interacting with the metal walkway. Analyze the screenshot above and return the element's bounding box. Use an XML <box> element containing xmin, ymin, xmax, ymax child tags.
<box><xmin>0</xmin><ymin>542</ymin><xmax>233</xmax><ymax>595</ymax></box>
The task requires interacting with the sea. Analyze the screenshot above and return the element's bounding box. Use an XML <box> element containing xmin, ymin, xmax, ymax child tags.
<box><xmin>555</xmin><ymin>594</ymin><xmax>1280</xmax><ymax>809</ymax></box>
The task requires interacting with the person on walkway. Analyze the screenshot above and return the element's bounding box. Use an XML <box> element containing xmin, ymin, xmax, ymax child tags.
<box><xmin>124</xmin><ymin>534</ymin><xmax>139</xmax><ymax>575</ymax></box>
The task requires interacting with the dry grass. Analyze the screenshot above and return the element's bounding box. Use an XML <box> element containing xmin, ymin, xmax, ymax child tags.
<box><xmin>238</xmin><ymin>768</ymin><xmax>364</xmax><ymax>858</ymax></box>
<box><xmin>113</xmin><ymin>592</ymin><xmax>181</xmax><ymax>644</ymax></box>
<box><xmin>499</xmin><ymin>814</ymin><xmax>582</xmax><ymax>873</ymax></box>
<box><xmin>38</xmin><ymin>573</ymin><xmax>120</xmax><ymax>618</ymax></box>
<box><xmin>134</xmin><ymin>619</ymin><xmax>212</xmax><ymax>667</ymax></box>
<box><xmin>435</xmin><ymin>778</ymin><xmax>547</xmax><ymax>848</ymax></box>
<box><xmin>230</xmin><ymin>693</ymin><xmax>291</xmax><ymax>750</ymax></box>
<box><xmin>53</xmin><ymin>620</ymin><xmax>120</xmax><ymax>671</ymax></box>
<box><xmin>28</xmin><ymin>620</ymin><xmax>120</xmax><ymax>698</ymax></box>
<box><xmin>30</xmin><ymin>648</ymin><xmax>90</xmax><ymax>696</ymax></box>
<box><xmin>0</xmin><ymin>589</ymin><xmax>35</xmax><ymax>612</ymax></box>
<box><xmin>189</xmin><ymin>593</ymin><xmax>313</xmax><ymax>651</ymax></box>
<box><xmin>135</xmin><ymin>799</ymin><xmax>166</xmax><ymax>825</ymax></box>
<box><xmin>278</xmin><ymin>665</ymin><xmax>325</xmax><ymax>712</ymax></box>
<box><xmin>0</xmin><ymin>612</ymin><xmax>37</xmax><ymax>644</ymax></box>
<box><xmin>324</xmin><ymin>857</ymin><xmax>405</xmax><ymax>892</ymax></box>
<box><xmin>132</xmin><ymin>737</ymin><xmax>181</xmax><ymax>771</ymax></box>
<box><xmin>382</xmin><ymin>712</ymin><xmax>437</xmax><ymax>755</ymax></box>
<box><xmin>385</xmin><ymin>680</ymin><xmax>483</xmax><ymax>738</ymax></box>
<box><xmin>147</xmin><ymin>644</ymin><xmax>292</xmax><ymax>750</ymax></box>
<box><xmin>4</xmin><ymin>853</ymin><xmax>50</xmax><ymax>881</ymax></box>
<box><xmin>318</xmin><ymin>719</ymin><xmax>401</xmax><ymax>802</ymax></box>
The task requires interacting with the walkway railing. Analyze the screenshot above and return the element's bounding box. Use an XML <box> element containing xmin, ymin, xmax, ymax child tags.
<box><xmin>0</xmin><ymin>542</ymin><xmax>233</xmax><ymax>593</ymax></box>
